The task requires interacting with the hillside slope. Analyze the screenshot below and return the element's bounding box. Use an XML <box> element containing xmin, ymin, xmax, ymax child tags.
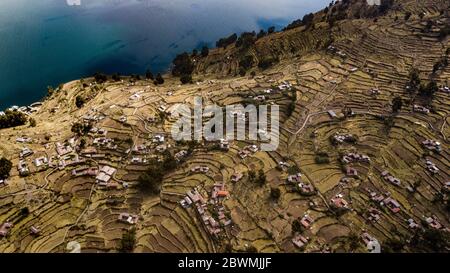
<box><xmin>0</xmin><ymin>0</ymin><xmax>449</xmax><ymax>253</ymax></box>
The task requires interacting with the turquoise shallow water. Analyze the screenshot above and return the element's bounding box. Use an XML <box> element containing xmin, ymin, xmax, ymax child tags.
<box><xmin>0</xmin><ymin>0</ymin><xmax>330</xmax><ymax>109</ymax></box>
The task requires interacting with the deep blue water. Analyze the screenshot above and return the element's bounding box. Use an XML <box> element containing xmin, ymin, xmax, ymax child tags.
<box><xmin>0</xmin><ymin>0</ymin><xmax>330</xmax><ymax>109</ymax></box>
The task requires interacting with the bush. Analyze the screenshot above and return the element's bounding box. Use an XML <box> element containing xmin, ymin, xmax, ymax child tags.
<box><xmin>0</xmin><ymin>157</ymin><xmax>13</xmax><ymax>179</ymax></box>
<box><xmin>29</xmin><ymin>118</ymin><xmax>36</xmax><ymax>127</ymax></box>
<box><xmin>315</xmin><ymin>152</ymin><xmax>330</xmax><ymax>164</ymax></box>
<box><xmin>0</xmin><ymin>110</ymin><xmax>27</xmax><ymax>129</ymax></box>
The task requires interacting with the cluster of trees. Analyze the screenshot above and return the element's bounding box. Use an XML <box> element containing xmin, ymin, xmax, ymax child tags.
<box><xmin>71</xmin><ymin>122</ymin><xmax>92</xmax><ymax>136</ymax></box>
<box><xmin>285</xmin><ymin>12</ymin><xmax>315</xmax><ymax>30</ymax></box>
<box><xmin>111</xmin><ymin>73</ymin><xmax>121</xmax><ymax>82</ymax></box>
<box><xmin>216</xmin><ymin>33</ymin><xmax>238</xmax><ymax>48</ymax></box>
<box><xmin>200</xmin><ymin>46</ymin><xmax>209</xmax><ymax>57</ymax></box>
<box><xmin>172</xmin><ymin>52</ymin><xmax>194</xmax><ymax>84</ymax></box>
<box><xmin>0</xmin><ymin>157</ymin><xmax>12</xmax><ymax>180</ymax></box>
<box><xmin>258</xmin><ymin>56</ymin><xmax>279</xmax><ymax>70</ymax></box>
<box><xmin>236</xmin><ymin>31</ymin><xmax>257</xmax><ymax>49</ymax></box>
<box><xmin>137</xmin><ymin>152</ymin><xmax>177</xmax><ymax>195</ymax></box>
<box><xmin>144</xmin><ymin>70</ymin><xmax>164</xmax><ymax>85</ymax></box>
<box><xmin>406</xmin><ymin>67</ymin><xmax>438</xmax><ymax>99</ymax></box>
<box><xmin>93</xmin><ymin>72</ymin><xmax>108</xmax><ymax>84</ymax></box>
<box><xmin>238</xmin><ymin>55</ymin><xmax>254</xmax><ymax>76</ymax></box>
<box><xmin>119</xmin><ymin>227</ymin><xmax>136</xmax><ymax>253</ymax></box>
<box><xmin>248</xmin><ymin>169</ymin><xmax>266</xmax><ymax>186</ymax></box>
<box><xmin>419</xmin><ymin>81</ymin><xmax>438</xmax><ymax>98</ymax></box>
<box><xmin>0</xmin><ymin>110</ymin><xmax>27</xmax><ymax>129</ymax></box>
<box><xmin>409</xmin><ymin>227</ymin><xmax>450</xmax><ymax>252</ymax></box>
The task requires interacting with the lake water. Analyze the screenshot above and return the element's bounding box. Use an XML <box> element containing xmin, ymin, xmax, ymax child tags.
<box><xmin>0</xmin><ymin>0</ymin><xmax>330</xmax><ymax>109</ymax></box>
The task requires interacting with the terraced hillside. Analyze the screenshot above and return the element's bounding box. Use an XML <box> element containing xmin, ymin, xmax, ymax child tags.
<box><xmin>0</xmin><ymin>0</ymin><xmax>449</xmax><ymax>253</ymax></box>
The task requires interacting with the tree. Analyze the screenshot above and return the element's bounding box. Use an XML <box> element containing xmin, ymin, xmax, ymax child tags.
<box><xmin>406</xmin><ymin>68</ymin><xmax>421</xmax><ymax>92</ymax></box>
<box><xmin>392</xmin><ymin>96</ymin><xmax>403</xmax><ymax>113</ymax></box>
<box><xmin>180</xmin><ymin>74</ymin><xmax>192</xmax><ymax>85</ymax></box>
<box><xmin>201</xmin><ymin>46</ymin><xmax>209</xmax><ymax>57</ymax></box>
<box><xmin>291</xmin><ymin>219</ymin><xmax>304</xmax><ymax>233</ymax></box>
<box><xmin>270</xmin><ymin>187</ymin><xmax>281</xmax><ymax>200</ymax></box>
<box><xmin>286</xmin><ymin>102</ymin><xmax>296</xmax><ymax>117</ymax></box>
<box><xmin>0</xmin><ymin>157</ymin><xmax>13</xmax><ymax>179</ymax></box>
<box><xmin>248</xmin><ymin>170</ymin><xmax>256</xmax><ymax>183</ymax></box>
<box><xmin>145</xmin><ymin>69</ymin><xmax>154</xmax><ymax>80</ymax></box>
<box><xmin>75</xmin><ymin>96</ymin><xmax>85</xmax><ymax>108</ymax></box>
<box><xmin>267</xmin><ymin>26</ymin><xmax>275</xmax><ymax>34</ymax></box>
<box><xmin>154</xmin><ymin>73</ymin><xmax>164</xmax><ymax>85</ymax></box>
<box><xmin>172</xmin><ymin>52</ymin><xmax>194</xmax><ymax>77</ymax></box>
<box><xmin>256</xmin><ymin>169</ymin><xmax>266</xmax><ymax>186</ymax></box>
<box><xmin>119</xmin><ymin>228</ymin><xmax>136</xmax><ymax>253</ymax></box>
